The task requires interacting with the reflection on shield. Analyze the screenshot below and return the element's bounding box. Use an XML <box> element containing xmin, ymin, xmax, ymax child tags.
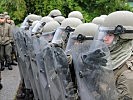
<box><xmin>32</xmin><ymin>35</ymin><xmax>51</xmax><ymax>100</ymax></box>
<box><xmin>65</xmin><ymin>33</ymin><xmax>93</xmax><ymax>55</ymax></box>
<box><xmin>42</xmin><ymin>32</ymin><xmax>54</xmax><ymax>42</ymax></box>
<box><xmin>71</xmin><ymin>40</ymin><xmax>118</xmax><ymax>100</ymax></box>
<box><xmin>52</xmin><ymin>47</ymin><xmax>76</xmax><ymax>99</ymax></box>
<box><xmin>14</xmin><ymin>28</ymin><xmax>31</xmax><ymax>89</ymax></box>
<box><xmin>24</xmin><ymin>31</ymin><xmax>41</xmax><ymax>100</ymax></box>
<box><xmin>52</xmin><ymin>27</ymin><xmax>74</xmax><ymax>50</ymax></box>
<box><xmin>12</xmin><ymin>27</ymin><xmax>24</xmax><ymax>80</ymax></box>
<box><xmin>41</xmin><ymin>37</ymin><xmax>76</xmax><ymax>99</ymax></box>
<box><xmin>42</xmin><ymin>44</ymin><xmax>65</xmax><ymax>100</ymax></box>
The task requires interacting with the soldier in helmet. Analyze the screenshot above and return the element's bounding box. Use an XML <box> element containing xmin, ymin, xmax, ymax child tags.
<box><xmin>65</xmin><ymin>23</ymin><xmax>99</xmax><ymax>98</ymax></box>
<box><xmin>97</xmin><ymin>11</ymin><xmax>133</xmax><ymax>99</ymax></box>
<box><xmin>0</xmin><ymin>14</ymin><xmax>13</xmax><ymax>70</ymax></box>
<box><xmin>52</xmin><ymin>17</ymin><xmax>83</xmax><ymax>49</ymax></box>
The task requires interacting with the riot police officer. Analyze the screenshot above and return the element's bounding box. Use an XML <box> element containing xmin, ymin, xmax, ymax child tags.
<box><xmin>97</xmin><ymin>11</ymin><xmax>133</xmax><ymax>99</ymax></box>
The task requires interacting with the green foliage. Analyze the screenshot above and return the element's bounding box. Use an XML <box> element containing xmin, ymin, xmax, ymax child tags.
<box><xmin>0</xmin><ymin>0</ymin><xmax>26</xmax><ymax>24</ymax></box>
<box><xmin>76</xmin><ymin>0</ymin><xmax>131</xmax><ymax>21</ymax></box>
<box><xmin>0</xmin><ymin>0</ymin><xmax>132</xmax><ymax>24</ymax></box>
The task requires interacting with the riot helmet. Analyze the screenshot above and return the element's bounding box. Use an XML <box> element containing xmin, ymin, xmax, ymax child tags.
<box><xmin>54</xmin><ymin>16</ymin><xmax>65</xmax><ymax>24</ymax></box>
<box><xmin>40</xmin><ymin>16</ymin><xmax>54</xmax><ymax>23</ymax></box>
<box><xmin>92</xmin><ymin>17</ymin><xmax>104</xmax><ymax>26</ymax></box>
<box><xmin>31</xmin><ymin>16</ymin><xmax>54</xmax><ymax>35</ymax></box>
<box><xmin>96</xmin><ymin>11</ymin><xmax>133</xmax><ymax>43</ymax></box>
<box><xmin>68</xmin><ymin>11</ymin><xmax>84</xmax><ymax>21</ymax></box>
<box><xmin>66</xmin><ymin>23</ymin><xmax>98</xmax><ymax>54</ymax></box>
<box><xmin>31</xmin><ymin>16</ymin><xmax>54</xmax><ymax>34</ymax></box>
<box><xmin>48</xmin><ymin>9</ymin><xmax>62</xmax><ymax>18</ymax></box>
<box><xmin>52</xmin><ymin>18</ymin><xmax>83</xmax><ymax>49</ymax></box>
<box><xmin>100</xmin><ymin>15</ymin><xmax>107</xmax><ymax>19</ymax></box>
<box><xmin>41</xmin><ymin>21</ymin><xmax>60</xmax><ymax>42</ymax></box>
<box><xmin>21</xmin><ymin>14</ymin><xmax>42</xmax><ymax>29</ymax></box>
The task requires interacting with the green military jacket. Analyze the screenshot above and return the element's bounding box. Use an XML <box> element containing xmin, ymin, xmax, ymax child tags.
<box><xmin>0</xmin><ymin>23</ymin><xmax>13</xmax><ymax>45</ymax></box>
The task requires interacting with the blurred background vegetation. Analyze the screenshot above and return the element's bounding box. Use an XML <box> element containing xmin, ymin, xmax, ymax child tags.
<box><xmin>0</xmin><ymin>0</ymin><xmax>133</xmax><ymax>25</ymax></box>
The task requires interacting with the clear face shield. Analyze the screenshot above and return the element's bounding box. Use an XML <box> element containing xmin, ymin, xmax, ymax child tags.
<box><xmin>41</xmin><ymin>31</ymin><xmax>55</xmax><ymax>42</ymax></box>
<box><xmin>32</xmin><ymin>21</ymin><xmax>46</xmax><ymax>35</ymax></box>
<box><xmin>96</xmin><ymin>26</ymin><xmax>118</xmax><ymax>43</ymax></box>
<box><xmin>95</xmin><ymin>25</ymin><xmax>133</xmax><ymax>50</ymax></box>
<box><xmin>21</xmin><ymin>17</ymin><xmax>33</xmax><ymax>30</ymax></box>
<box><xmin>52</xmin><ymin>26</ymin><xmax>75</xmax><ymax>49</ymax></box>
<box><xmin>65</xmin><ymin>33</ymin><xmax>94</xmax><ymax>54</ymax></box>
<box><xmin>20</xmin><ymin>17</ymin><xmax>28</xmax><ymax>28</ymax></box>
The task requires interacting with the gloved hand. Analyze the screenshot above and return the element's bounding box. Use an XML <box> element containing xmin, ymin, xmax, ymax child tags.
<box><xmin>81</xmin><ymin>49</ymin><xmax>107</xmax><ymax>70</ymax></box>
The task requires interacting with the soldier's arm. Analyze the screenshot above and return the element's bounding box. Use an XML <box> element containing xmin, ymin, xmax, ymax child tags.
<box><xmin>8</xmin><ymin>24</ymin><xmax>13</xmax><ymax>43</ymax></box>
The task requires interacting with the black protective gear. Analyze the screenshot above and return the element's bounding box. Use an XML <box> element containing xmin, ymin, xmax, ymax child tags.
<box><xmin>81</xmin><ymin>49</ymin><xmax>107</xmax><ymax>70</ymax></box>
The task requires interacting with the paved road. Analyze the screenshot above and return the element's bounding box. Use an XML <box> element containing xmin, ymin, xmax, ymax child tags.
<box><xmin>0</xmin><ymin>65</ymin><xmax>21</xmax><ymax>100</ymax></box>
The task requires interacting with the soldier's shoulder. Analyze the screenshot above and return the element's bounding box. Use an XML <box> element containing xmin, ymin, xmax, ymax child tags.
<box><xmin>5</xmin><ymin>23</ymin><xmax>11</xmax><ymax>27</ymax></box>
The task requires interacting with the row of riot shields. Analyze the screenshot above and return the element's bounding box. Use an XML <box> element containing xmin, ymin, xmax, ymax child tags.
<box><xmin>13</xmin><ymin>26</ymin><xmax>76</xmax><ymax>100</ymax></box>
<box><xmin>12</xmin><ymin>26</ymin><xmax>118</xmax><ymax>100</ymax></box>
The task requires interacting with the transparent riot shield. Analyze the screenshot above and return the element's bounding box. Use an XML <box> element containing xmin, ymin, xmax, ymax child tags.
<box><xmin>52</xmin><ymin>46</ymin><xmax>76</xmax><ymax>99</ymax></box>
<box><xmin>40</xmin><ymin>40</ymin><xmax>67</xmax><ymax>100</ymax></box>
<box><xmin>12</xmin><ymin>27</ymin><xmax>23</xmax><ymax>80</ymax></box>
<box><xmin>32</xmin><ymin>35</ymin><xmax>51</xmax><ymax>100</ymax></box>
<box><xmin>23</xmin><ymin>29</ymin><xmax>40</xmax><ymax>100</ymax></box>
<box><xmin>32</xmin><ymin>21</ymin><xmax>45</xmax><ymax>35</ymax></box>
<box><xmin>52</xmin><ymin>27</ymin><xmax>75</xmax><ymax>49</ymax></box>
<box><xmin>71</xmin><ymin>40</ymin><xmax>118</xmax><ymax>100</ymax></box>
<box><xmin>65</xmin><ymin>33</ymin><xmax>93</xmax><ymax>55</ymax></box>
<box><xmin>13</xmin><ymin>28</ymin><xmax>31</xmax><ymax>90</ymax></box>
<box><xmin>41</xmin><ymin>32</ymin><xmax>54</xmax><ymax>42</ymax></box>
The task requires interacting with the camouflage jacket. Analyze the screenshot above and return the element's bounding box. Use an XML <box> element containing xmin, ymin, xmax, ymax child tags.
<box><xmin>0</xmin><ymin>23</ymin><xmax>13</xmax><ymax>45</ymax></box>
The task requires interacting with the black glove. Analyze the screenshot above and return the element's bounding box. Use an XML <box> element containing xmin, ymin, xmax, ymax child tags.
<box><xmin>81</xmin><ymin>49</ymin><xmax>107</xmax><ymax>70</ymax></box>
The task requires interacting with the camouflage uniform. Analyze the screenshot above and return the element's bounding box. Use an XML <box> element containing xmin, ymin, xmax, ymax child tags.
<box><xmin>0</xmin><ymin>14</ymin><xmax>13</xmax><ymax>70</ymax></box>
<box><xmin>114</xmin><ymin>56</ymin><xmax>133</xmax><ymax>99</ymax></box>
<box><xmin>5</xmin><ymin>15</ymin><xmax>17</xmax><ymax>65</ymax></box>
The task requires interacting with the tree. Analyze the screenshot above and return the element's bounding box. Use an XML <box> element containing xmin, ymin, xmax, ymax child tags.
<box><xmin>0</xmin><ymin>0</ymin><xmax>131</xmax><ymax>24</ymax></box>
<box><xmin>0</xmin><ymin>0</ymin><xmax>26</xmax><ymax>24</ymax></box>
